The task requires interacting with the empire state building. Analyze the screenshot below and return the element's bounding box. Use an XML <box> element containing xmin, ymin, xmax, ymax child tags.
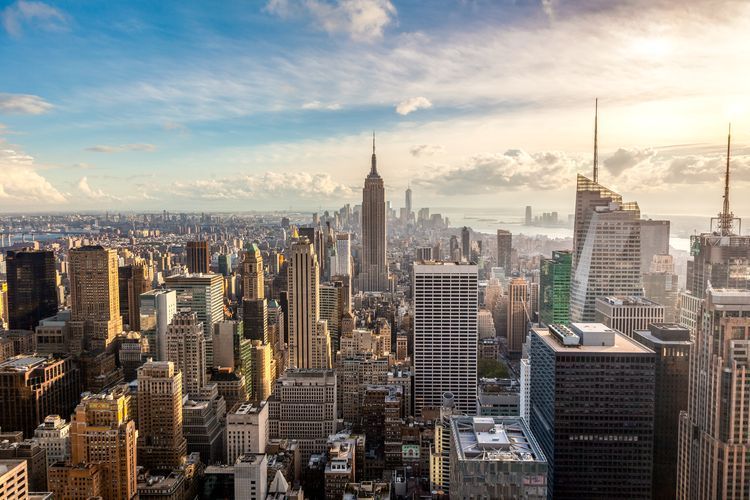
<box><xmin>359</xmin><ymin>134</ymin><xmax>389</xmax><ymax>292</ymax></box>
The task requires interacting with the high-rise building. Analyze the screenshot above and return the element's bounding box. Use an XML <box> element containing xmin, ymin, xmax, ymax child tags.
<box><xmin>234</xmin><ymin>453</ymin><xmax>268</xmax><ymax>500</ymax></box>
<box><xmin>137</xmin><ymin>361</ymin><xmax>187</xmax><ymax>469</ymax></box>
<box><xmin>570</xmin><ymin>176</ymin><xmax>643</xmax><ymax>322</ymax></box>
<box><xmin>461</xmin><ymin>226</ymin><xmax>470</xmax><ymax>262</ymax></box>
<box><xmin>594</xmin><ymin>295</ymin><xmax>664</xmax><ymax>337</ymax></box>
<box><xmin>640</xmin><ymin>219</ymin><xmax>670</xmax><ymax>273</ymax></box>
<box><xmin>226</xmin><ymin>402</ymin><xmax>268</xmax><ymax>465</ymax></box>
<box><xmin>449</xmin><ymin>416</ymin><xmax>548</xmax><ymax>499</ymax></box>
<box><xmin>529</xmin><ymin>323</ymin><xmax>655</xmax><ymax>499</ymax></box>
<box><xmin>33</xmin><ymin>414</ymin><xmax>71</xmax><ymax>467</ymax></box>
<box><xmin>0</xmin><ymin>460</ymin><xmax>28</xmax><ymax>500</ymax></box>
<box><xmin>6</xmin><ymin>250</ymin><xmax>57</xmax><ymax>331</ymax></box>
<box><xmin>643</xmin><ymin>254</ymin><xmax>680</xmax><ymax>322</ymax></box>
<box><xmin>287</xmin><ymin>240</ymin><xmax>331</xmax><ymax>369</ymax></box>
<box><xmin>164</xmin><ymin>273</ymin><xmax>224</xmax><ymax>332</ymax></box>
<box><xmin>539</xmin><ymin>250</ymin><xmax>571</xmax><ymax>326</ymax></box>
<box><xmin>632</xmin><ymin>323</ymin><xmax>691</xmax><ymax>500</ymax></box>
<box><xmin>139</xmin><ymin>289</ymin><xmax>177</xmax><ymax>361</ymax></box>
<box><xmin>69</xmin><ymin>246</ymin><xmax>123</xmax><ymax>353</ymax></box>
<box><xmin>186</xmin><ymin>240</ymin><xmax>210</xmax><ymax>274</ymax></box>
<box><xmin>0</xmin><ymin>355</ymin><xmax>80</xmax><ymax>437</ymax></box>
<box><xmin>249</xmin><ymin>340</ymin><xmax>273</xmax><ymax>403</ymax></box>
<box><xmin>525</xmin><ymin>206</ymin><xmax>532</xmax><ymax>225</ymax></box>
<box><xmin>166</xmin><ymin>311</ymin><xmax>206</xmax><ymax>397</ymax></box>
<box><xmin>319</xmin><ymin>282</ymin><xmax>343</xmax><ymax>353</ymax></box>
<box><xmin>413</xmin><ymin>261</ymin><xmax>478</xmax><ymax>416</ymax></box>
<box><xmin>405</xmin><ymin>185</ymin><xmax>412</xmax><ymax>220</ymax></box>
<box><xmin>329</xmin><ymin>233</ymin><xmax>351</xmax><ymax>278</ymax></box>
<box><xmin>69</xmin><ymin>388</ymin><xmax>138</xmax><ymax>500</ymax></box>
<box><xmin>359</xmin><ymin>135</ymin><xmax>388</xmax><ymax>292</ymax></box>
<box><xmin>677</xmin><ymin>287</ymin><xmax>750</xmax><ymax>499</ymax></box>
<box><xmin>240</xmin><ymin>244</ymin><xmax>264</xmax><ymax>301</ymax></box>
<box><xmin>267</xmin><ymin>369</ymin><xmax>337</xmax><ymax>463</ymax></box>
<box><xmin>118</xmin><ymin>263</ymin><xmax>151</xmax><ymax>331</ymax></box>
<box><xmin>507</xmin><ymin>277</ymin><xmax>530</xmax><ymax>356</ymax></box>
<box><xmin>496</xmin><ymin>229</ymin><xmax>512</xmax><ymax>276</ymax></box>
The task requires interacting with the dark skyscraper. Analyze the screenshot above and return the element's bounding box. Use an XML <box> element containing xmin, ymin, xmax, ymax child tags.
<box><xmin>539</xmin><ymin>250</ymin><xmax>571</xmax><ymax>326</ymax></box>
<box><xmin>186</xmin><ymin>240</ymin><xmax>210</xmax><ymax>274</ymax></box>
<box><xmin>6</xmin><ymin>250</ymin><xmax>57</xmax><ymax>331</ymax></box>
<box><xmin>496</xmin><ymin>229</ymin><xmax>512</xmax><ymax>276</ymax></box>
<box><xmin>118</xmin><ymin>263</ymin><xmax>151</xmax><ymax>331</ymax></box>
<box><xmin>461</xmin><ymin>226</ymin><xmax>470</xmax><ymax>262</ymax></box>
<box><xmin>358</xmin><ymin>135</ymin><xmax>388</xmax><ymax>292</ymax></box>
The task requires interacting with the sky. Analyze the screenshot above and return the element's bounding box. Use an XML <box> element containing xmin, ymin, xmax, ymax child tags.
<box><xmin>1</xmin><ymin>0</ymin><xmax>749</xmax><ymax>219</ymax></box>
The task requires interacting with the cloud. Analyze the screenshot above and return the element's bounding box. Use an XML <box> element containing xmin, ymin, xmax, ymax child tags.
<box><xmin>77</xmin><ymin>176</ymin><xmax>122</xmax><ymax>201</ymax></box>
<box><xmin>85</xmin><ymin>143</ymin><xmax>157</xmax><ymax>153</ymax></box>
<box><xmin>0</xmin><ymin>142</ymin><xmax>66</xmax><ymax>203</ymax></box>
<box><xmin>0</xmin><ymin>93</ymin><xmax>54</xmax><ymax>115</ymax></box>
<box><xmin>396</xmin><ymin>96</ymin><xmax>432</xmax><ymax>116</ymax></box>
<box><xmin>172</xmin><ymin>171</ymin><xmax>355</xmax><ymax>201</ymax></box>
<box><xmin>603</xmin><ymin>148</ymin><xmax>655</xmax><ymax>176</ymax></box>
<box><xmin>163</xmin><ymin>121</ymin><xmax>188</xmax><ymax>133</ymax></box>
<box><xmin>2</xmin><ymin>0</ymin><xmax>69</xmax><ymax>36</ymax></box>
<box><xmin>266</xmin><ymin>0</ymin><xmax>397</xmax><ymax>41</ymax></box>
<box><xmin>302</xmin><ymin>100</ymin><xmax>342</xmax><ymax>110</ymax></box>
<box><xmin>410</xmin><ymin>144</ymin><xmax>445</xmax><ymax>157</ymax></box>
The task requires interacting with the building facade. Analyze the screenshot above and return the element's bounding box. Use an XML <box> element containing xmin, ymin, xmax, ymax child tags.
<box><xmin>358</xmin><ymin>137</ymin><xmax>388</xmax><ymax>292</ymax></box>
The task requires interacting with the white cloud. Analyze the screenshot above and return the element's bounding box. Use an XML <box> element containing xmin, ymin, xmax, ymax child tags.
<box><xmin>302</xmin><ymin>100</ymin><xmax>341</xmax><ymax>110</ymax></box>
<box><xmin>0</xmin><ymin>93</ymin><xmax>53</xmax><ymax>115</ymax></box>
<box><xmin>77</xmin><ymin>176</ymin><xmax>117</xmax><ymax>200</ymax></box>
<box><xmin>266</xmin><ymin>0</ymin><xmax>397</xmax><ymax>41</ymax></box>
<box><xmin>0</xmin><ymin>142</ymin><xmax>66</xmax><ymax>203</ymax></box>
<box><xmin>410</xmin><ymin>144</ymin><xmax>445</xmax><ymax>157</ymax></box>
<box><xmin>2</xmin><ymin>0</ymin><xmax>69</xmax><ymax>36</ymax></box>
<box><xmin>85</xmin><ymin>143</ymin><xmax>157</xmax><ymax>153</ymax></box>
<box><xmin>396</xmin><ymin>96</ymin><xmax>432</xmax><ymax>116</ymax></box>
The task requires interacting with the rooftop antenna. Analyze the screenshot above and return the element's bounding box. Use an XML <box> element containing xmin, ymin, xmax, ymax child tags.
<box><xmin>593</xmin><ymin>98</ymin><xmax>599</xmax><ymax>183</ymax></box>
<box><xmin>717</xmin><ymin>123</ymin><xmax>735</xmax><ymax>236</ymax></box>
<box><xmin>370</xmin><ymin>131</ymin><xmax>378</xmax><ymax>175</ymax></box>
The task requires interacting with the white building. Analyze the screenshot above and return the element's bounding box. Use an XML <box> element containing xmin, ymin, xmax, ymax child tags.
<box><xmin>234</xmin><ymin>453</ymin><xmax>267</xmax><ymax>500</ymax></box>
<box><xmin>139</xmin><ymin>289</ymin><xmax>177</xmax><ymax>361</ymax></box>
<box><xmin>226</xmin><ymin>402</ymin><xmax>269</xmax><ymax>465</ymax></box>
<box><xmin>33</xmin><ymin>414</ymin><xmax>70</xmax><ymax>467</ymax></box>
<box><xmin>519</xmin><ymin>358</ymin><xmax>531</xmax><ymax>423</ymax></box>
<box><xmin>413</xmin><ymin>261</ymin><xmax>478</xmax><ymax>416</ymax></box>
<box><xmin>594</xmin><ymin>295</ymin><xmax>664</xmax><ymax>337</ymax></box>
<box><xmin>166</xmin><ymin>311</ymin><xmax>206</xmax><ymax>396</ymax></box>
<box><xmin>329</xmin><ymin>233</ymin><xmax>351</xmax><ymax>278</ymax></box>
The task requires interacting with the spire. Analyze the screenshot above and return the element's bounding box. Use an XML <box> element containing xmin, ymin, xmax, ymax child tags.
<box><xmin>593</xmin><ymin>98</ymin><xmax>599</xmax><ymax>183</ymax></box>
<box><xmin>370</xmin><ymin>131</ymin><xmax>378</xmax><ymax>176</ymax></box>
<box><xmin>718</xmin><ymin>123</ymin><xmax>735</xmax><ymax>236</ymax></box>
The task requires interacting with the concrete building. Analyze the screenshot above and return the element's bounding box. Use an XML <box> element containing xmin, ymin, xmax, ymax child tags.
<box><xmin>6</xmin><ymin>250</ymin><xmax>57</xmax><ymax>332</ymax></box>
<box><xmin>640</xmin><ymin>219</ymin><xmax>670</xmax><ymax>273</ymax></box>
<box><xmin>677</xmin><ymin>287</ymin><xmax>750</xmax><ymax>499</ymax></box>
<box><xmin>0</xmin><ymin>460</ymin><xmax>28</xmax><ymax>500</ymax></box>
<box><xmin>358</xmin><ymin>136</ymin><xmax>389</xmax><ymax>292</ymax></box>
<box><xmin>163</xmin><ymin>273</ymin><xmax>224</xmax><ymax>340</ymax></box>
<box><xmin>0</xmin><ymin>441</ymin><xmax>47</xmax><ymax>493</ymax></box>
<box><xmin>32</xmin><ymin>415</ymin><xmax>70</xmax><ymax>467</ymax></box>
<box><xmin>182</xmin><ymin>391</ymin><xmax>225</xmax><ymax>465</ymax></box>
<box><xmin>496</xmin><ymin>229</ymin><xmax>512</xmax><ymax>276</ymax></box>
<box><xmin>226</xmin><ymin>402</ymin><xmax>269</xmax><ymax>465</ymax></box>
<box><xmin>594</xmin><ymin>295</ymin><xmax>665</xmax><ymax>337</ymax></box>
<box><xmin>166</xmin><ymin>311</ymin><xmax>206</xmax><ymax>397</ymax></box>
<box><xmin>267</xmin><ymin>369</ymin><xmax>337</xmax><ymax>463</ymax></box>
<box><xmin>139</xmin><ymin>289</ymin><xmax>177</xmax><ymax>361</ymax></box>
<box><xmin>118</xmin><ymin>263</ymin><xmax>151</xmax><ymax>331</ymax></box>
<box><xmin>633</xmin><ymin>323</ymin><xmax>691</xmax><ymax>500</ymax></box>
<box><xmin>234</xmin><ymin>453</ymin><xmax>267</xmax><ymax>500</ymax></box>
<box><xmin>325</xmin><ymin>438</ymin><xmax>356</xmax><ymax>500</ymax></box>
<box><xmin>329</xmin><ymin>233</ymin><xmax>352</xmax><ymax>279</ymax></box>
<box><xmin>507</xmin><ymin>277</ymin><xmax>530</xmax><ymax>356</ymax></box>
<box><xmin>449</xmin><ymin>416</ymin><xmax>547</xmax><ymax>499</ymax></box>
<box><xmin>136</xmin><ymin>361</ymin><xmax>187</xmax><ymax>469</ymax></box>
<box><xmin>186</xmin><ymin>240</ymin><xmax>210</xmax><ymax>274</ymax></box>
<box><xmin>529</xmin><ymin>323</ymin><xmax>655</xmax><ymax>499</ymax></box>
<box><xmin>643</xmin><ymin>254</ymin><xmax>680</xmax><ymax>322</ymax></box>
<box><xmin>33</xmin><ymin>311</ymin><xmax>70</xmax><ymax>355</ymax></box>
<box><xmin>477</xmin><ymin>378</ymin><xmax>520</xmax><ymax>417</ymax></box>
<box><xmin>413</xmin><ymin>261</ymin><xmax>478</xmax><ymax>416</ymax></box>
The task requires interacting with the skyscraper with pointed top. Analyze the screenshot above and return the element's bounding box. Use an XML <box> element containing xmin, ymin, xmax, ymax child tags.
<box><xmin>358</xmin><ymin>134</ymin><xmax>389</xmax><ymax>292</ymax></box>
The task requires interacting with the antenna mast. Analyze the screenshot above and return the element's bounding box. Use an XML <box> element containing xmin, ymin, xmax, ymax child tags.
<box><xmin>593</xmin><ymin>98</ymin><xmax>599</xmax><ymax>183</ymax></box>
<box><xmin>718</xmin><ymin>123</ymin><xmax>734</xmax><ymax>236</ymax></box>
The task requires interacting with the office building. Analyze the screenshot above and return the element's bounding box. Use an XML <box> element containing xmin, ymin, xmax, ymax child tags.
<box><xmin>632</xmin><ymin>323</ymin><xmax>691</xmax><ymax>500</ymax></box>
<box><xmin>640</xmin><ymin>219</ymin><xmax>670</xmax><ymax>273</ymax></box>
<box><xmin>358</xmin><ymin>136</ymin><xmax>389</xmax><ymax>292</ymax></box>
<box><xmin>507</xmin><ymin>277</ymin><xmax>530</xmax><ymax>356</ymax></box>
<box><xmin>496</xmin><ymin>229</ymin><xmax>512</xmax><ymax>276</ymax></box>
<box><xmin>0</xmin><ymin>460</ymin><xmax>28</xmax><ymax>500</ymax></box>
<box><xmin>249</xmin><ymin>340</ymin><xmax>273</xmax><ymax>402</ymax></box>
<box><xmin>226</xmin><ymin>402</ymin><xmax>268</xmax><ymax>465</ymax></box>
<box><xmin>413</xmin><ymin>261</ymin><xmax>478</xmax><ymax>415</ymax></box>
<box><xmin>267</xmin><ymin>369</ymin><xmax>337</xmax><ymax>463</ymax></box>
<box><xmin>570</xmin><ymin>176</ymin><xmax>643</xmax><ymax>322</ymax></box>
<box><xmin>137</xmin><ymin>361</ymin><xmax>187</xmax><ymax>469</ymax></box>
<box><xmin>164</xmin><ymin>273</ymin><xmax>224</xmax><ymax>335</ymax></box>
<box><xmin>643</xmin><ymin>254</ymin><xmax>680</xmax><ymax>322</ymax></box>
<box><xmin>477</xmin><ymin>309</ymin><xmax>495</xmax><ymax>339</ymax></box>
<box><xmin>6</xmin><ymin>250</ymin><xmax>57</xmax><ymax>331</ymax></box>
<box><xmin>118</xmin><ymin>263</ymin><xmax>151</xmax><ymax>330</ymax></box>
<box><xmin>69</xmin><ymin>388</ymin><xmax>138</xmax><ymax>500</ymax></box>
<box><xmin>287</xmin><ymin>240</ymin><xmax>331</xmax><ymax>369</ymax></box>
<box><xmin>212</xmin><ymin>320</ymin><xmax>242</xmax><ymax>369</ymax></box>
<box><xmin>234</xmin><ymin>453</ymin><xmax>267</xmax><ymax>500</ymax></box>
<box><xmin>0</xmin><ymin>355</ymin><xmax>80</xmax><ymax>437</ymax></box>
<box><xmin>0</xmin><ymin>440</ymin><xmax>47</xmax><ymax>493</ymax></box>
<box><xmin>240</xmin><ymin>244</ymin><xmax>264</xmax><ymax>301</ymax></box>
<box><xmin>48</xmin><ymin>462</ymin><xmax>103</xmax><ymax>499</ymax></box>
<box><xmin>34</xmin><ymin>311</ymin><xmax>70</xmax><ymax>355</ymax></box>
<box><xmin>539</xmin><ymin>250</ymin><xmax>571</xmax><ymax>326</ymax></box>
<box><xmin>449</xmin><ymin>416</ymin><xmax>547</xmax><ymax>499</ymax></box>
<box><xmin>186</xmin><ymin>240</ymin><xmax>210</xmax><ymax>274</ymax></box>
<box><xmin>139</xmin><ymin>289</ymin><xmax>177</xmax><ymax>361</ymax></box>
<box><xmin>68</xmin><ymin>246</ymin><xmax>123</xmax><ymax>353</ymax></box>
<box><xmin>476</xmin><ymin>378</ymin><xmax>520</xmax><ymax>417</ymax></box>
<box><xmin>166</xmin><ymin>312</ymin><xmax>206</xmax><ymax>397</ymax></box>
<box><xmin>33</xmin><ymin>414</ymin><xmax>70</xmax><ymax>467</ymax></box>
<box><xmin>677</xmin><ymin>287</ymin><xmax>750</xmax><ymax>499</ymax></box>
<box><xmin>594</xmin><ymin>295</ymin><xmax>664</xmax><ymax>337</ymax></box>
<box><xmin>329</xmin><ymin>233</ymin><xmax>352</xmax><ymax>279</ymax></box>
<box><xmin>461</xmin><ymin>226</ymin><xmax>470</xmax><ymax>262</ymax></box>
<box><xmin>325</xmin><ymin>438</ymin><xmax>356</xmax><ymax>500</ymax></box>
<box><xmin>319</xmin><ymin>282</ymin><xmax>343</xmax><ymax>352</ymax></box>
<box><xmin>182</xmin><ymin>391</ymin><xmax>225</xmax><ymax>465</ymax></box>
<box><xmin>529</xmin><ymin>323</ymin><xmax>655</xmax><ymax>499</ymax></box>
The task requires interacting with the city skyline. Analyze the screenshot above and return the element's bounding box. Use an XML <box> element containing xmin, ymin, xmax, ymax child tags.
<box><xmin>1</xmin><ymin>0</ymin><xmax>749</xmax><ymax>215</ymax></box>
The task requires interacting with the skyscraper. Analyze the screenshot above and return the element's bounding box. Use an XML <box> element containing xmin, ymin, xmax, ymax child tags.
<box><xmin>461</xmin><ymin>226</ymin><xmax>470</xmax><ymax>262</ymax></box>
<box><xmin>138</xmin><ymin>289</ymin><xmax>177</xmax><ymax>361</ymax></box>
<box><xmin>507</xmin><ymin>277</ymin><xmax>530</xmax><ymax>356</ymax></box>
<box><xmin>164</xmin><ymin>273</ymin><xmax>224</xmax><ymax>329</ymax></box>
<box><xmin>287</xmin><ymin>239</ymin><xmax>331</xmax><ymax>369</ymax></box>
<box><xmin>413</xmin><ymin>261</ymin><xmax>478</xmax><ymax>415</ymax></box>
<box><xmin>570</xmin><ymin>175</ymin><xmax>642</xmax><ymax>322</ymax></box>
<box><xmin>6</xmin><ymin>250</ymin><xmax>57</xmax><ymax>331</ymax></box>
<box><xmin>359</xmin><ymin>135</ymin><xmax>388</xmax><ymax>292</ymax></box>
<box><xmin>496</xmin><ymin>229</ymin><xmax>512</xmax><ymax>276</ymax></box>
<box><xmin>405</xmin><ymin>185</ymin><xmax>412</xmax><ymax>218</ymax></box>
<box><xmin>69</xmin><ymin>246</ymin><xmax>123</xmax><ymax>353</ymax></box>
<box><xmin>677</xmin><ymin>287</ymin><xmax>750</xmax><ymax>499</ymax></box>
<box><xmin>118</xmin><ymin>262</ymin><xmax>151</xmax><ymax>331</ymax></box>
<box><xmin>640</xmin><ymin>219</ymin><xmax>670</xmax><ymax>273</ymax></box>
<box><xmin>594</xmin><ymin>295</ymin><xmax>665</xmax><ymax>337</ymax></box>
<box><xmin>539</xmin><ymin>250</ymin><xmax>571</xmax><ymax>326</ymax></box>
<box><xmin>329</xmin><ymin>233</ymin><xmax>351</xmax><ymax>278</ymax></box>
<box><xmin>186</xmin><ymin>240</ymin><xmax>210</xmax><ymax>274</ymax></box>
<box><xmin>529</xmin><ymin>323</ymin><xmax>655</xmax><ymax>499</ymax></box>
<box><xmin>166</xmin><ymin>311</ymin><xmax>206</xmax><ymax>397</ymax></box>
<box><xmin>240</xmin><ymin>244</ymin><xmax>264</xmax><ymax>301</ymax></box>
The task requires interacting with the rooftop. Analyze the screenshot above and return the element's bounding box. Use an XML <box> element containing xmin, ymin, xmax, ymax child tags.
<box><xmin>597</xmin><ymin>296</ymin><xmax>661</xmax><ymax>307</ymax></box>
<box><xmin>451</xmin><ymin>416</ymin><xmax>546</xmax><ymax>463</ymax></box>
<box><xmin>535</xmin><ymin>325</ymin><xmax>653</xmax><ymax>354</ymax></box>
<box><xmin>0</xmin><ymin>355</ymin><xmax>49</xmax><ymax>372</ymax></box>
